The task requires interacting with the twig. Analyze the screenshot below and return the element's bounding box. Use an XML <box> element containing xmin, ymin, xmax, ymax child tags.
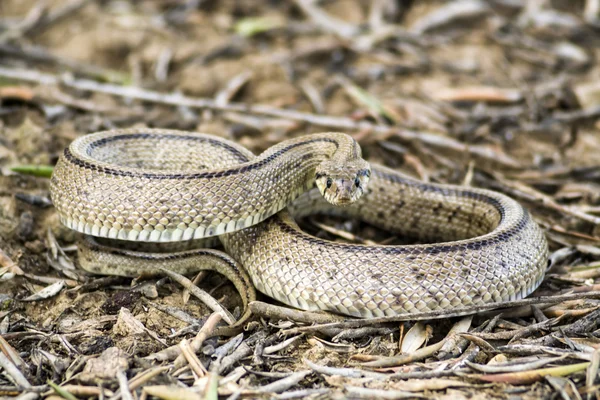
<box><xmin>156</xmin><ymin>267</ymin><xmax>235</xmax><ymax>325</ymax></box>
<box><xmin>26</xmin><ymin>0</ymin><xmax>92</xmax><ymax>36</ymax></box>
<box><xmin>0</xmin><ymin>45</ymin><xmax>128</xmax><ymax>83</ymax></box>
<box><xmin>264</xmin><ymin>335</ymin><xmax>303</xmax><ymax>355</ymax></box>
<box><xmin>280</xmin><ymin>291</ymin><xmax>600</xmax><ymax>335</ymax></box>
<box><xmin>256</xmin><ymin>370</ymin><xmax>312</xmax><ymax>393</ymax></box>
<box><xmin>468</xmin><ymin>315</ymin><xmax>565</xmax><ymax>341</ymax></box>
<box><xmin>304</xmin><ymin>358</ymin><xmax>387</xmax><ymax>379</ymax></box>
<box><xmin>354</xmin><ymin>338</ymin><xmax>447</xmax><ymax>368</ymax></box>
<box><xmin>249</xmin><ymin>301</ymin><xmax>345</xmax><ymax>324</ymax></box>
<box><xmin>0</xmin><ymin>352</ymin><xmax>31</xmax><ymax>389</ymax></box>
<box><xmin>145</xmin><ymin>313</ymin><xmax>222</xmax><ymax>363</ymax></box>
<box><xmin>0</xmin><ymin>66</ymin><xmax>522</xmax><ymax>169</ymax></box>
<box><xmin>173</xmin><ymin>313</ymin><xmax>222</xmax><ymax>369</ymax></box>
<box><xmin>178</xmin><ymin>339</ymin><xmax>207</xmax><ymax>378</ymax></box>
<box><xmin>116</xmin><ymin>369</ymin><xmax>133</xmax><ymax>400</ymax></box>
<box><xmin>465</xmin><ymin>356</ymin><xmax>567</xmax><ymax>373</ymax></box>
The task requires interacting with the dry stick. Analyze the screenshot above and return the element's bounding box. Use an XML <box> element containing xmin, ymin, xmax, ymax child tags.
<box><xmin>146</xmin><ymin>312</ymin><xmax>221</xmax><ymax>363</ymax></box>
<box><xmin>280</xmin><ymin>291</ymin><xmax>600</xmax><ymax>335</ymax></box>
<box><xmin>53</xmin><ymin>385</ymin><xmax>115</xmax><ymax>398</ymax></box>
<box><xmin>127</xmin><ymin>367</ymin><xmax>170</xmax><ymax>393</ymax></box>
<box><xmin>216</xmin><ymin>332</ymin><xmax>280</xmax><ymax>375</ymax></box>
<box><xmin>344</xmin><ymin>386</ymin><xmax>417</xmax><ymax>399</ymax></box>
<box><xmin>156</xmin><ymin>267</ymin><xmax>235</xmax><ymax>325</ymax></box>
<box><xmin>256</xmin><ymin>370</ymin><xmax>312</xmax><ymax>393</ymax></box>
<box><xmin>0</xmin><ymin>66</ymin><xmax>521</xmax><ymax>169</ymax></box>
<box><xmin>465</xmin><ymin>356</ymin><xmax>567</xmax><ymax>374</ymax></box>
<box><xmin>468</xmin><ymin>315</ymin><xmax>565</xmax><ymax>342</ymax></box>
<box><xmin>249</xmin><ymin>301</ymin><xmax>345</xmax><ymax>324</ymax></box>
<box><xmin>178</xmin><ymin>339</ymin><xmax>207</xmax><ymax>377</ymax></box>
<box><xmin>482</xmin><ymin>172</ymin><xmax>600</xmax><ymax>226</ymax></box>
<box><xmin>357</xmin><ymin>339</ymin><xmax>448</xmax><ymax>369</ymax></box>
<box><xmin>0</xmin><ymin>3</ymin><xmax>46</xmax><ymax>43</ymax></box>
<box><xmin>458</xmin><ymin>333</ymin><xmax>496</xmax><ymax>352</ymax></box>
<box><xmin>263</xmin><ymin>335</ymin><xmax>303</xmax><ymax>355</ymax></box>
<box><xmin>304</xmin><ymin>358</ymin><xmax>387</xmax><ymax>380</ymax></box>
<box><xmin>0</xmin><ymin>352</ymin><xmax>31</xmax><ymax>389</ymax></box>
<box><xmin>173</xmin><ymin>313</ymin><xmax>222</xmax><ymax>369</ymax></box>
<box><xmin>0</xmin><ymin>336</ymin><xmax>27</xmax><ymax>372</ymax></box>
<box><xmin>12</xmin><ymin>393</ymin><xmax>39</xmax><ymax>400</ymax></box>
<box><xmin>116</xmin><ymin>369</ymin><xmax>133</xmax><ymax>400</ymax></box>
<box><xmin>276</xmin><ymin>389</ymin><xmax>331</xmax><ymax>399</ymax></box>
<box><xmin>332</xmin><ymin>326</ymin><xmax>397</xmax><ymax>342</ymax></box>
<box><xmin>0</xmin><ymin>44</ymin><xmax>125</xmax><ymax>83</ymax></box>
<box><xmin>587</xmin><ymin>349</ymin><xmax>600</xmax><ymax>397</ymax></box>
<box><xmin>451</xmin><ymin>314</ymin><xmax>501</xmax><ymax>370</ymax></box>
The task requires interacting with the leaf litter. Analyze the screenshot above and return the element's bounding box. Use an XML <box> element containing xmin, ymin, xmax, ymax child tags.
<box><xmin>1</xmin><ymin>0</ymin><xmax>600</xmax><ymax>399</ymax></box>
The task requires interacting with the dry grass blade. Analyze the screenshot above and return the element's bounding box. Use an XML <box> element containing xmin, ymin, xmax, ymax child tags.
<box><xmin>478</xmin><ymin>362</ymin><xmax>590</xmax><ymax>384</ymax></box>
<box><xmin>433</xmin><ymin>86</ymin><xmax>522</xmax><ymax>103</ymax></box>
<box><xmin>465</xmin><ymin>357</ymin><xmax>567</xmax><ymax>373</ymax></box>
<box><xmin>587</xmin><ymin>349</ymin><xmax>600</xmax><ymax>395</ymax></box>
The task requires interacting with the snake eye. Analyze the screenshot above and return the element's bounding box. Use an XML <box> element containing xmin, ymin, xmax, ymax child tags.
<box><xmin>354</xmin><ymin>177</ymin><xmax>361</xmax><ymax>188</ymax></box>
<box><xmin>326</xmin><ymin>178</ymin><xmax>332</xmax><ymax>189</ymax></box>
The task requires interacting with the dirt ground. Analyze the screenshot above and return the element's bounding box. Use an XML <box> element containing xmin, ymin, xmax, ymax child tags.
<box><xmin>2</xmin><ymin>0</ymin><xmax>600</xmax><ymax>399</ymax></box>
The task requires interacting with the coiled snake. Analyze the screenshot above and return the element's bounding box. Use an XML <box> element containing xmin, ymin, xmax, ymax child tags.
<box><xmin>50</xmin><ymin>129</ymin><xmax>548</xmax><ymax>320</ymax></box>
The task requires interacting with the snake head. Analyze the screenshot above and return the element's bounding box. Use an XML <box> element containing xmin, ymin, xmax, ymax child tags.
<box><xmin>315</xmin><ymin>159</ymin><xmax>371</xmax><ymax>205</ymax></box>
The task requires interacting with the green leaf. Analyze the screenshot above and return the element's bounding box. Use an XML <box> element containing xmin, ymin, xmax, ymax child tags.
<box><xmin>48</xmin><ymin>380</ymin><xmax>79</xmax><ymax>400</ymax></box>
<box><xmin>235</xmin><ymin>17</ymin><xmax>282</xmax><ymax>37</ymax></box>
<box><xmin>10</xmin><ymin>165</ymin><xmax>54</xmax><ymax>178</ymax></box>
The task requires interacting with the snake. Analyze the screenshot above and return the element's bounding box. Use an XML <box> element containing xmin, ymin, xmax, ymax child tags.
<box><xmin>50</xmin><ymin>128</ymin><xmax>548</xmax><ymax>321</ymax></box>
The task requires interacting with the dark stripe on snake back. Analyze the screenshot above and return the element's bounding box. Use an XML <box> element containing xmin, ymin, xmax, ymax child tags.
<box><xmin>63</xmin><ymin>135</ymin><xmax>340</xmax><ymax>180</ymax></box>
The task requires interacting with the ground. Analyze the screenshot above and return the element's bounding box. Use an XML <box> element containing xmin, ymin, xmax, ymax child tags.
<box><xmin>1</xmin><ymin>0</ymin><xmax>600</xmax><ymax>399</ymax></box>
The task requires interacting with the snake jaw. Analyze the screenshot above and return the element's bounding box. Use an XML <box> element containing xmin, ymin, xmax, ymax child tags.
<box><xmin>315</xmin><ymin>160</ymin><xmax>371</xmax><ymax>206</ymax></box>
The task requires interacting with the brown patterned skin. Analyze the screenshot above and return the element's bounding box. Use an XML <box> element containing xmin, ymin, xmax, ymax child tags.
<box><xmin>51</xmin><ymin>129</ymin><xmax>548</xmax><ymax>319</ymax></box>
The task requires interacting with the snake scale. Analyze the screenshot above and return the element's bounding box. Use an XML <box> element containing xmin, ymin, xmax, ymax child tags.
<box><xmin>50</xmin><ymin>129</ymin><xmax>548</xmax><ymax>319</ymax></box>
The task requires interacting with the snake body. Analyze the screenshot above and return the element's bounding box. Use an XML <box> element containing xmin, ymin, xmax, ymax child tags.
<box><xmin>50</xmin><ymin>129</ymin><xmax>548</xmax><ymax>318</ymax></box>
